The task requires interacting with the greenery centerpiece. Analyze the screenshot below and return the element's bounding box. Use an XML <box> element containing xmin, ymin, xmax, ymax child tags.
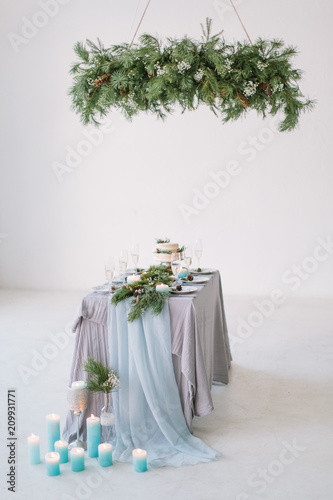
<box><xmin>83</xmin><ymin>357</ymin><xmax>119</xmax><ymax>443</ymax></box>
<box><xmin>69</xmin><ymin>19</ymin><xmax>314</xmax><ymax>131</ymax></box>
<box><xmin>111</xmin><ymin>264</ymin><xmax>174</xmax><ymax>321</ymax></box>
<box><xmin>83</xmin><ymin>357</ymin><xmax>120</xmax><ymax>394</ymax></box>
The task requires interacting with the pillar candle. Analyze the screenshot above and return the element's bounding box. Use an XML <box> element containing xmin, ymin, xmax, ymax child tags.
<box><xmin>45</xmin><ymin>452</ymin><xmax>60</xmax><ymax>476</ymax></box>
<box><xmin>98</xmin><ymin>443</ymin><xmax>113</xmax><ymax>467</ymax></box>
<box><xmin>54</xmin><ymin>440</ymin><xmax>68</xmax><ymax>464</ymax></box>
<box><xmin>27</xmin><ymin>434</ymin><xmax>40</xmax><ymax>465</ymax></box>
<box><xmin>156</xmin><ymin>283</ymin><xmax>169</xmax><ymax>292</ymax></box>
<box><xmin>70</xmin><ymin>447</ymin><xmax>85</xmax><ymax>472</ymax></box>
<box><xmin>46</xmin><ymin>414</ymin><xmax>60</xmax><ymax>452</ymax></box>
<box><xmin>127</xmin><ymin>275</ymin><xmax>141</xmax><ymax>284</ymax></box>
<box><xmin>132</xmin><ymin>448</ymin><xmax>147</xmax><ymax>472</ymax></box>
<box><xmin>87</xmin><ymin>414</ymin><xmax>100</xmax><ymax>458</ymax></box>
<box><xmin>71</xmin><ymin>381</ymin><xmax>86</xmax><ymax>390</ymax></box>
<box><xmin>178</xmin><ymin>268</ymin><xmax>189</xmax><ymax>279</ymax></box>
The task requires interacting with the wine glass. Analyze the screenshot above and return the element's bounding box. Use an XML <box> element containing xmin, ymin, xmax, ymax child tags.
<box><xmin>131</xmin><ymin>244</ymin><xmax>140</xmax><ymax>273</ymax></box>
<box><xmin>105</xmin><ymin>257</ymin><xmax>115</xmax><ymax>293</ymax></box>
<box><xmin>194</xmin><ymin>239</ymin><xmax>203</xmax><ymax>271</ymax></box>
<box><xmin>119</xmin><ymin>249</ymin><xmax>128</xmax><ymax>285</ymax></box>
<box><xmin>171</xmin><ymin>252</ymin><xmax>182</xmax><ymax>286</ymax></box>
<box><xmin>184</xmin><ymin>245</ymin><xmax>193</xmax><ymax>271</ymax></box>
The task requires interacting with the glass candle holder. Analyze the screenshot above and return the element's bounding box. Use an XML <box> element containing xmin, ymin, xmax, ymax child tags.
<box><xmin>67</xmin><ymin>385</ymin><xmax>87</xmax><ymax>450</ymax></box>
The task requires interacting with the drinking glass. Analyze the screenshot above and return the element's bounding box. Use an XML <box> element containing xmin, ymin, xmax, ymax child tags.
<box><xmin>131</xmin><ymin>244</ymin><xmax>140</xmax><ymax>273</ymax></box>
<box><xmin>119</xmin><ymin>249</ymin><xmax>128</xmax><ymax>285</ymax></box>
<box><xmin>194</xmin><ymin>239</ymin><xmax>203</xmax><ymax>271</ymax></box>
<box><xmin>171</xmin><ymin>252</ymin><xmax>182</xmax><ymax>285</ymax></box>
<box><xmin>105</xmin><ymin>257</ymin><xmax>115</xmax><ymax>293</ymax></box>
<box><xmin>184</xmin><ymin>245</ymin><xmax>193</xmax><ymax>270</ymax></box>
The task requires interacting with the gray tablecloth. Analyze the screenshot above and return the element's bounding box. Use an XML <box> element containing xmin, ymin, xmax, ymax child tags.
<box><xmin>63</xmin><ymin>271</ymin><xmax>231</xmax><ymax>442</ymax></box>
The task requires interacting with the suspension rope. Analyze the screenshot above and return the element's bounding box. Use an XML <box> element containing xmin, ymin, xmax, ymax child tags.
<box><xmin>129</xmin><ymin>0</ymin><xmax>152</xmax><ymax>48</ymax></box>
<box><xmin>229</xmin><ymin>0</ymin><xmax>253</xmax><ymax>44</ymax></box>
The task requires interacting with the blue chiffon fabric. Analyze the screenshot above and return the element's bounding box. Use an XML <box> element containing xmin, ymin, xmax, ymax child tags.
<box><xmin>108</xmin><ymin>298</ymin><xmax>221</xmax><ymax>467</ymax></box>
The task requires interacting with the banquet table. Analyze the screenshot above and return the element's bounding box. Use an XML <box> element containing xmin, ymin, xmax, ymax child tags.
<box><xmin>63</xmin><ymin>270</ymin><xmax>231</xmax><ymax>446</ymax></box>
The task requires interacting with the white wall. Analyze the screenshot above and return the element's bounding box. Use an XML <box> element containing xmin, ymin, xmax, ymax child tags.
<box><xmin>1</xmin><ymin>0</ymin><xmax>332</xmax><ymax>297</ymax></box>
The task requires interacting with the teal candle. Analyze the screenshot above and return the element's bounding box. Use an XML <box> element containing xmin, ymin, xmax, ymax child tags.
<box><xmin>98</xmin><ymin>443</ymin><xmax>112</xmax><ymax>467</ymax></box>
<box><xmin>70</xmin><ymin>447</ymin><xmax>85</xmax><ymax>472</ymax></box>
<box><xmin>27</xmin><ymin>434</ymin><xmax>40</xmax><ymax>465</ymax></box>
<box><xmin>87</xmin><ymin>415</ymin><xmax>100</xmax><ymax>458</ymax></box>
<box><xmin>132</xmin><ymin>448</ymin><xmax>147</xmax><ymax>472</ymax></box>
<box><xmin>46</xmin><ymin>414</ymin><xmax>60</xmax><ymax>452</ymax></box>
<box><xmin>54</xmin><ymin>440</ymin><xmax>68</xmax><ymax>464</ymax></box>
<box><xmin>178</xmin><ymin>268</ymin><xmax>189</xmax><ymax>279</ymax></box>
<box><xmin>45</xmin><ymin>452</ymin><xmax>60</xmax><ymax>476</ymax></box>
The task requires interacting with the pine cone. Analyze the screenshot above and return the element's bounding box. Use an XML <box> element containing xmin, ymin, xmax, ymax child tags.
<box><xmin>93</xmin><ymin>73</ymin><xmax>112</xmax><ymax>87</ymax></box>
<box><xmin>120</xmin><ymin>87</ymin><xmax>129</xmax><ymax>96</ymax></box>
<box><xmin>187</xmin><ymin>274</ymin><xmax>193</xmax><ymax>281</ymax></box>
<box><xmin>235</xmin><ymin>92</ymin><xmax>250</xmax><ymax>108</ymax></box>
<box><xmin>259</xmin><ymin>82</ymin><xmax>272</xmax><ymax>96</ymax></box>
<box><xmin>176</xmin><ymin>285</ymin><xmax>182</xmax><ymax>291</ymax></box>
<box><xmin>133</xmin><ymin>290</ymin><xmax>139</xmax><ymax>297</ymax></box>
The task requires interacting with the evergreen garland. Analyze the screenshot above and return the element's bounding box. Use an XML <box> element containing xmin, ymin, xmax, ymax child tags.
<box><xmin>69</xmin><ymin>19</ymin><xmax>314</xmax><ymax>131</ymax></box>
<box><xmin>111</xmin><ymin>265</ymin><xmax>174</xmax><ymax>321</ymax></box>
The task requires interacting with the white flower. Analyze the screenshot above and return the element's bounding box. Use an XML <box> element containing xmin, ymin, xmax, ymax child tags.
<box><xmin>126</xmin><ymin>93</ymin><xmax>137</xmax><ymax>110</ymax></box>
<box><xmin>243</xmin><ymin>81</ymin><xmax>258</xmax><ymax>97</ymax></box>
<box><xmin>154</xmin><ymin>63</ymin><xmax>166</xmax><ymax>76</ymax></box>
<box><xmin>257</xmin><ymin>60</ymin><xmax>268</xmax><ymax>70</ymax></box>
<box><xmin>177</xmin><ymin>61</ymin><xmax>191</xmax><ymax>74</ymax></box>
<box><xmin>101</xmin><ymin>370</ymin><xmax>120</xmax><ymax>392</ymax></box>
<box><xmin>194</xmin><ymin>69</ymin><xmax>204</xmax><ymax>82</ymax></box>
<box><xmin>272</xmin><ymin>83</ymin><xmax>284</xmax><ymax>93</ymax></box>
<box><xmin>224</xmin><ymin>58</ymin><xmax>232</xmax><ymax>71</ymax></box>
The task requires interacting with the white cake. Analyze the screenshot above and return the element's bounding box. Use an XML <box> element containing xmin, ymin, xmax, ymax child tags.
<box><xmin>153</xmin><ymin>239</ymin><xmax>183</xmax><ymax>264</ymax></box>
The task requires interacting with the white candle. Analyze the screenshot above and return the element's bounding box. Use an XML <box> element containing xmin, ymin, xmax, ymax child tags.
<box><xmin>54</xmin><ymin>440</ymin><xmax>68</xmax><ymax>464</ymax></box>
<box><xmin>156</xmin><ymin>283</ymin><xmax>169</xmax><ymax>292</ymax></box>
<box><xmin>127</xmin><ymin>275</ymin><xmax>141</xmax><ymax>284</ymax></box>
<box><xmin>45</xmin><ymin>452</ymin><xmax>60</xmax><ymax>476</ymax></box>
<box><xmin>132</xmin><ymin>448</ymin><xmax>147</xmax><ymax>472</ymax></box>
<box><xmin>71</xmin><ymin>381</ymin><xmax>86</xmax><ymax>389</ymax></box>
<box><xmin>27</xmin><ymin>434</ymin><xmax>40</xmax><ymax>465</ymax></box>
<box><xmin>98</xmin><ymin>443</ymin><xmax>113</xmax><ymax>467</ymax></box>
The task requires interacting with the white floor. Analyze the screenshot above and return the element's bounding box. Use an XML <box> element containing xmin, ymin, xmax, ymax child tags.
<box><xmin>0</xmin><ymin>290</ymin><xmax>332</xmax><ymax>500</ymax></box>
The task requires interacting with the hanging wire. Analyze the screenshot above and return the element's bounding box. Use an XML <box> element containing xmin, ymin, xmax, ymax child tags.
<box><xmin>127</xmin><ymin>0</ymin><xmax>142</xmax><ymax>44</ymax></box>
<box><xmin>129</xmin><ymin>0</ymin><xmax>152</xmax><ymax>48</ymax></box>
<box><xmin>229</xmin><ymin>0</ymin><xmax>253</xmax><ymax>44</ymax></box>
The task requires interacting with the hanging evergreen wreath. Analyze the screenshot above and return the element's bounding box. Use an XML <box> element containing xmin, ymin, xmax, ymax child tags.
<box><xmin>69</xmin><ymin>19</ymin><xmax>314</xmax><ymax>131</ymax></box>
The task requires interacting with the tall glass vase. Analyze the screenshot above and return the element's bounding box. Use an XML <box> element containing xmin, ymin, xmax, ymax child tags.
<box><xmin>100</xmin><ymin>392</ymin><xmax>116</xmax><ymax>444</ymax></box>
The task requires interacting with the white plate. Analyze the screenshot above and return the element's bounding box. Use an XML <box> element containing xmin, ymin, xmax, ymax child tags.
<box><xmin>191</xmin><ymin>268</ymin><xmax>216</xmax><ymax>275</ymax></box>
<box><xmin>183</xmin><ymin>276</ymin><xmax>210</xmax><ymax>284</ymax></box>
<box><xmin>171</xmin><ymin>286</ymin><xmax>198</xmax><ymax>294</ymax></box>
